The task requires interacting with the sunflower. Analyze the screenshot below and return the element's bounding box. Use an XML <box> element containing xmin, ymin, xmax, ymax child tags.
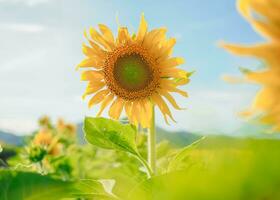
<box><xmin>222</xmin><ymin>0</ymin><xmax>280</xmax><ymax>131</ymax></box>
<box><xmin>56</xmin><ymin>118</ymin><xmax>66</xmax><ymax>133</ymax></box>
<box><xmin>38</xmin><ymin>115</ymin><xmax>51</xmax><ymax>128</ymax></box>
<box><xmin>33</xmin><ymin>129</ymin><xmax>60</xmax><ymax>156</ymax></box>
<box><xmin>57</xmin><ymin>119</ymin><xmax>77</xmax><ymax>136</ymax></box>
<box><xmin>77</xmin><ymin>14</ymin><xmax>190</xmax><ymax>128</ymax></box>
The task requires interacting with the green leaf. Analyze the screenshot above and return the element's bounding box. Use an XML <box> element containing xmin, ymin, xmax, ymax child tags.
<box><xmin>0</xmin><ymin>170</ymin><xmax>117</xmax><ymax>200</ymax></box>
<box><xmin>167</xmin><ymin>136</ymin><xmax>205</xmax><ymax>172</ymax></box>
<box><xmin>74</xmin><ymin>179</ymin><xmax>119</xmax><ymax>200</ymax></box>
<box><xmin>83</xmin><ymin>117</ymin><xmax>139</xmax><ymax>156</ymax></box>
<box><xmin>130</xmin><ymin>138</ymin><xmax>280</xmax><ymax>200</ymax></box>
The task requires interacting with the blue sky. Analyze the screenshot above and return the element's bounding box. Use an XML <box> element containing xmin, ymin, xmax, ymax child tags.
<box><xmin>0</xmin><ymin>0</ymin><xmax>263</xmax><ymax>135</ymax></box>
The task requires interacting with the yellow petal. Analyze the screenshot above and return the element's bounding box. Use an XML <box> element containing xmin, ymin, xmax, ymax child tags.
<box><xmin>143</xmin><ymin>100</ymin><xmax>152</xmax><ymax>119</ymax></box>
<box><xmin>139</xmin><ymin>100</ymin><xmax>151</xmax><ymax>128</ymax></box>
<box><xmin>76</xmin><ymin>58</ymin><xmax>103</xmax><ymax>70</ymax></box>
<box><xmin>88</xmin><ymin>90</ymin><xmax>109</xmax><ymax>108</ymax></box>
<box><xmin>82</xmin><ymin>44</ymin><xmax>96</xmax><ymax>57</ymax></box>
<box><xmin>238</xmin><ymin>109</ymin><xmax>255</xmax><ymax>118</ymax></box>
<box><xmin>238</xmin><ymin>0</ymin><xmax>251</xmax><ymax>18</ymax></box>
<box><xmin>109</xmin><ymin>98</ymin><xmax>124</xmax><ymax>120</ymax></box>
<box><xmin>82</xmin><ymin>82</ymin><xmax>105</xmax><ymax>99</ymax></box>
<box><xmin>251</xmin><ymin>0</ymin><xmax>280</xmax><ymax>22</ymax></box>
<box><xmin>253</xmin><ymin>88</ymin><xmax>275</xmax><ymax>110</ymax></box>
<box><xmin>150</xmin><ymin>29</ymin><xmax>167</xmax><ymax>45</ymax></box>
<box><xmin>222</xmin><ymin>75</ymin><xmax>247</xmax><ymax>84</ymax></box>
<box><xmin>131</xmin><ymin>101</ymin><xmax>141</xmax><ymax>125</ymax></box>
<box><xmin>151</xmin><ymin>93</ymin><xmax>176</xmax><ymax>124</ymax></box>
<box><xmin>82</xmin><ymin>43</ymin><xmax>106</xmax><ymax>59</ymax></box>
<box><xmin>143</xmin><ymin>28</ymin><xmax>167</xmax><ymax>52</ymax></box>
<box><xmin>97</xmin><ymin>93</ymin><xmax>114</xmax><ymax>116</ymax></box>
<box><xmin>136</xmin><ymin>13</ymin><xmax>148</xmax><ymax>43</ymax></box>
<box><xmin>89</xmin><ymin>27</ymin><xmax>114</xmax><ymax>51</ymax></box>
<box><xmin>161</xmin><ymin>68</ymin><xmax>188</xmax><ymax>79</ymax></box>
<box><xmin>157</xmin><ymin>38</ymin><xmax>176</xmax><ymax>61</ymax></box>
<box><xmin>246</xmin><ymin>70</ymin><xmax>280</xmax><ymax>86</ymax></box>
<box><xmin>159</xmin><ymin>90</ymin><xmax>184</xmax><ymax>110</ymax></box>
<box><xmin>81</xmin><ymin>70</ymin><xmax>104</xmax><ymax>81</ymax></box>
<box><xmin>238</xmin><ymin>0</ymin><xmax>280</xmax><ymax>22</ymax></box>
<box><xmin>98</xmin><ymin>24</ymin><xmax>115</xmax><ymax>44</ymax></box>
<box><xmin>161</xmin><ymin>80</ymin><xmax>188</xmax><ymax>97</ymax></box>
<box><xmin>159</xmin><ymin>57</ymin><xmax>185</xmax><ymax>68</ymax></box>
<box><xmin>222</xmin><ymin>43</ymin><xmax>280</xmax><ymax>68</ymax></box>
<box><xmin>175</xmin><ymin>77</ymin><xmax>190</xmax><ymax>85</ymax></box>
<box><xmin>261</xmin><ymin>115</ymin><xmax>276</xmax><ymax>125</ymax></box>
<box><xmin>125</xmin><ymin>101</ymin><xmax>133</xmax><ymax>122</ymax></box>
<box><xmin>87</xmin><ymin>40</ymin><xmax>107</xmax><ymax>59</ymax></box>
<box><xmin>172</xmin><ymin>88</ymin><xmax>188</xmax><ymax>97</ymax></box>
<box><xmin>117</xmin><ymin>27</ymin><xmax>131</xmax><ymax>45</ymax></box>
<box><xmin>84</xmin><ymin>29</ymin><xmax>107</xmax><ymax>56</ymax></box>
<box><xmin>250</xmin><ymin>20</ymin><xmax>280</xmax><ymax>42</ymax></box>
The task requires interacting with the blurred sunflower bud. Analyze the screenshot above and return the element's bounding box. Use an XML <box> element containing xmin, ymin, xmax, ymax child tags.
<box><xmin>56</xmin><ymin>118</ymin><xmax>77</xmax><ymax>137</ymax></box>
<box><xmin>65</xmin><ymin>124</ymin><xmax>77</xmax><ymax>136</ymax></box>
<box><xmin>56</xmin><ymin>118</ymin><xmax>66</xmax><ymax>133</ymax></box>
<box><xmin>28</xmin><ymin>146</ymin><xmax>47</xmax><ymax>163</ymax></box>
<box><xmin>38</xmin><ymin>115</ymin><xmax>52</xmax><ymax>128</ymax></box>
<box><xmin>33</xmin><ymin>128</ymin><xmax>60</xmax><ymax>156</ymax></box>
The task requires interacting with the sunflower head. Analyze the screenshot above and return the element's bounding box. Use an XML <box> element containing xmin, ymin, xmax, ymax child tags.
<box><xmin>28</xmin><ymin>146</ymin><xmax>47</xmax><ymax>163</ymax></box>
<box><xmin>77</xmin><ymin>14</ymin><xmax>191</xmax><ymax>127</ymax></box>
<box><xmin>222</xmin><ymin>0</ymin><xmax>280</xmax><ymax>131</ymax></box>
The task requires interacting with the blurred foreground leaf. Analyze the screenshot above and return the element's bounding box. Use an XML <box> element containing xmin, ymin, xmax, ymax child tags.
<box><xmin>167</xmin><ymin>136</ymin><xmax>206</xmax><ymax>172</ymax></box>
<box><xmin>130</xmin><ymin>137</ymin><xmax>280</xmax><ymax>200</ymax></box>
<box><xmin>84</xmin><ymin>117</ymin><xmax>138</xmax><ymax>156</ymax></box>
<box><xmin>0</xmin><ymin>170</ymin><xmax>117</xmax><ymax>200</ymax></box>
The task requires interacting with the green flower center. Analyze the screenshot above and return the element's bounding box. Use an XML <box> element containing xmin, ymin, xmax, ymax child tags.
<box><xmin>114</xmin><ymin>54</ymin><xmax>152</xmax><ymax>91</ymax></box>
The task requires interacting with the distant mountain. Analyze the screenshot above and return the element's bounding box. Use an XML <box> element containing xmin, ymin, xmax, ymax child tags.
<box><xmin>0</xmin><ymin>122</ymin><xmax>201</xmax><ymax>147</ymax></box>
<box><xmin>77</xmin><ymin>123</ymin><xmax>87</xmax><ymax>145</ymax></box>
<box><xmin>77</xmin><ymin>122</ymin><xmax>201</xmax><ymax>147</ymax></box>
<box><xmin>0</xmin><ymin>130</ymin><xmax>24</xmax><ymax>146</ymax></box>
<box><xmin>156</xmin><ymin>127</ymin><xmax>201</xmax><ymax>147</ymax></box>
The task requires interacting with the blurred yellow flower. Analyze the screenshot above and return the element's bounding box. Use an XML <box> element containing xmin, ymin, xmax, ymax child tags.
<box><xmin>56</xmin><ymin>118</ymin><xmax>76</xmax><ymax>136</ymax></box>
<box><xmin>33</xmin><ymin>129</ymin><xmax>60</xmax><ymax>156</ymax></box>
<box><xmin>38</xmin><ymin>115</ymin><xmax>51</xmax><ymax>128</ymax></box>
<box><xmin>222</xmin><ymin>0</ymin><xmax>280</xmax><ymax>131</ymax></box>
<box><xmin>56</xmin><ymin>118</ymin><xmax>66</xmax><ymax>132</ymax></box>
<box><xmin>77</xmin><ymin>14</ymin><xmax>190</xmax><ymax>127</ymax></box>
<box><xmin>65</xmin><ymin>124</ymin><xmax>77</xmax><ymax>135</ymax></box>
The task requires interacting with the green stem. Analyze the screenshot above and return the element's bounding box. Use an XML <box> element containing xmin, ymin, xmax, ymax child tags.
<box><xmin>136</xmin><ymin>125</ymin><xmax>153</xmax><ymax>178</ymax></box>
<box><xmin>38</xmin><ymin>161</ymin><xmax>45</xmax><ymax>175</ymax></box>
<box><xmin>136</xmin><ymin>155</ymin><xmax>153</xmax><ymax>178</ymax></box>
<box><xmin>148</xmin><ymin>104</ymin><xmax>156</xmax><ymax>174</ymax></box>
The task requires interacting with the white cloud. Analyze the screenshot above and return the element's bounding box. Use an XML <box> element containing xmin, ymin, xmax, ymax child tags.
<box><xmin>0</xmin><ymin>0</ymin><xmax>52</xmax><ymax>6</ymax></box>
<box><xmin>0</xmin><ymin>23</ymin><xmax>46</xmax><ymax>33</ymax></box>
